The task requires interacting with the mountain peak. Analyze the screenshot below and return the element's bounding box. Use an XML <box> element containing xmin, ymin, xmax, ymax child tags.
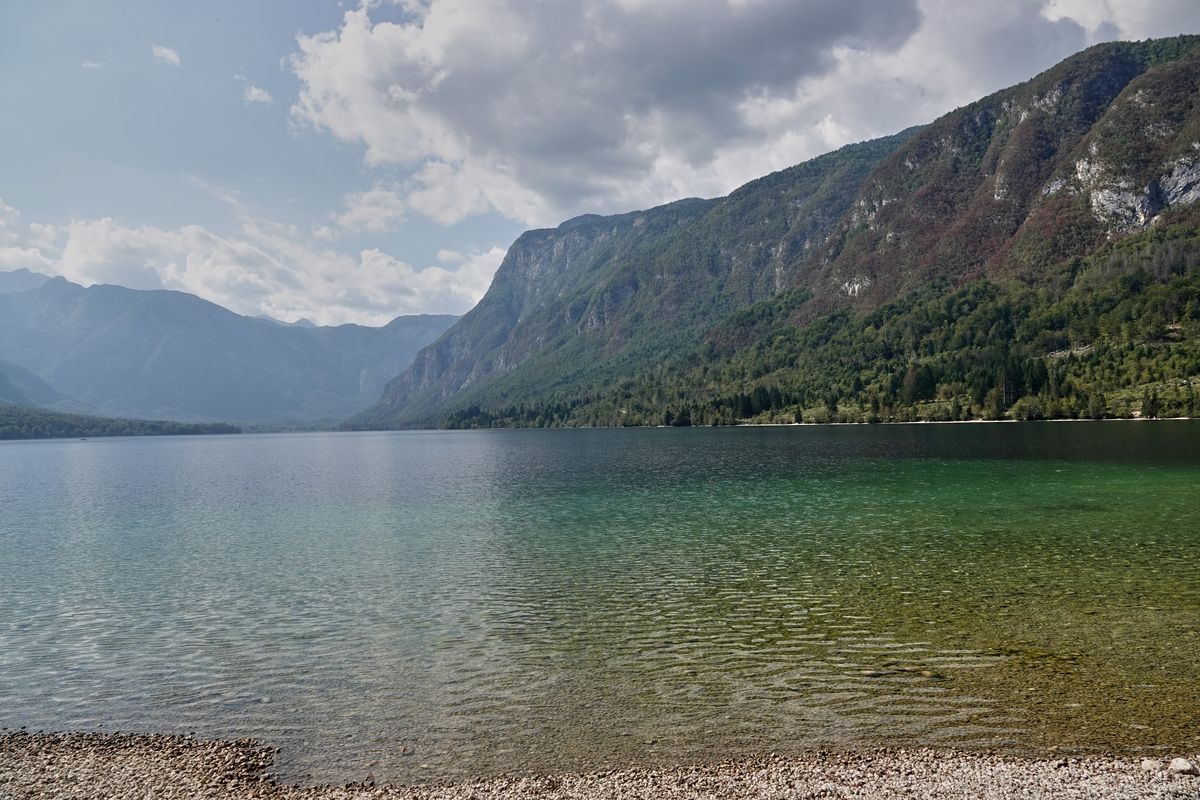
<box><xmin>0</xmin><ymin>268</ymin><xmax>53</xmax><ymax>295</ymax></box>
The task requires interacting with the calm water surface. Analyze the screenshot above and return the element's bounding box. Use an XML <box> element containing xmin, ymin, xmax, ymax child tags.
<box><xmin>1</xmin><ymin>424</ymin><xmax>1199</xmax><ymax>783</ymax></box>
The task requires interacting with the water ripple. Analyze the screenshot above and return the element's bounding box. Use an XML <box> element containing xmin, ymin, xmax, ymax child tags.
<box><xmin>1</xmin><ymin>426</ymin><xmax>1199</xmax><ymax>784</ymax></box>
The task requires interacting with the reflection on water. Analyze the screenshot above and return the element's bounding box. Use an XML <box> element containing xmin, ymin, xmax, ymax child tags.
<box><xmin>1</xmin><ymin>424</ymin><xmax>1198</xmax><ymax>784</ymax></box>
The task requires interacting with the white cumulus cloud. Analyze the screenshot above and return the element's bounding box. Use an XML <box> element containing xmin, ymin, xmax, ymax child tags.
<box><xmin>152</xmin><ymin>44</ymin><xmax>182</xmax><ymax>66</ymax></box>
<box><xmin>243</xmin><ymin>84</ymin><xmax>274</xmax><ymax>104</ymax></box>
<box><xmin>0</xmin><ymin>196</ymin><xmax>503</xmax><ymax>326</ymax></box>
<box><xmin>321</xmin><ymin>185</ymin><xmax>407</xmax><ymax>237</ymax></box>
<box><xmin>0</xmin><ymin>200</ymin><xmax>60</xmax><ymax>272</ymax></box>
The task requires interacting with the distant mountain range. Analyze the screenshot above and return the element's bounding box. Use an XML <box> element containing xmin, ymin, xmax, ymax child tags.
<box><xmin>353</xmin><ymin>35</ymin><xmax>1200</xmax><ymax>428</ymax></box>
<box><xmin>0</xmin><ymin>274</ymin><xmax>456</xmax><ymax>427</ymax></box>
<box><xmin>0</xmin><ymin>358</ymin><xmax>83</xmax><ymax>411</ymax></box>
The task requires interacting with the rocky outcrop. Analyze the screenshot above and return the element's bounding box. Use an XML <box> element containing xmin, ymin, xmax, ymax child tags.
<box><xmin>1071</xmin><ymin>150</ymin><xmax>1200</xmax><ymax>233</ymax></box>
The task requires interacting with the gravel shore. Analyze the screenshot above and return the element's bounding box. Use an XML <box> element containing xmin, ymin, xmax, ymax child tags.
<box><xmin>2</xmin><ymin>731</ymin><xmax>1197</xmax><ymax>800</ymax></box>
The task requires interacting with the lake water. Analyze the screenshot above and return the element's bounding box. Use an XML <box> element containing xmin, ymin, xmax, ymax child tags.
<box><xmin>2</xmin><ymin>424</ymin><xmax>1199</xmax><ymax>784</ymax></box>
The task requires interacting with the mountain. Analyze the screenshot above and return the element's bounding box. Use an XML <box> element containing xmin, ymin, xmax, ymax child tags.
<box><xmin>0</xmin><ymin>359</ymin><xmax>85</xmax><ymax>411</ymax></box>
<box><xmin>0</xmin><ymin>276</ymin><xmax>457</xmax><ymax>426</ymax></box>
<box><xmin>0</xmin><ymin>268</ymin><xmax>50</xmax><ymax>294</ymax></box>
<box><xmin>257</xmin><ymin>315</ymin><xmax>318</xmax><ymax>328</ymax></box>
<box><xmin>353</xmin><ymin>129</ymin><xmax>919</xmax><ymax>427</ymax></box>
<box><xmin>355</xmin><ymin>35</ymin><xmax>1200</xmax><ymax>429</ymax></box>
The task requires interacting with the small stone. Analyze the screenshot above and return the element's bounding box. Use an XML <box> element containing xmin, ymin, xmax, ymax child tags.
<box><xmin>1141</xmin><ymin>758</ymin><xmax>1162</xmax><ymax>772</ymax></box>
<box><xmin>1168</xmin><ymin>757</ymin><xmax>1199</xmax><ymax>776</ymax></box>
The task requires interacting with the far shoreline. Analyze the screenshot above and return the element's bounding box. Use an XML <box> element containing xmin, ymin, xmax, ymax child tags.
<box><xmin>727</xmin><ymin>415</ymin><xmax>1196</xmax><ymax>427</ymax></box>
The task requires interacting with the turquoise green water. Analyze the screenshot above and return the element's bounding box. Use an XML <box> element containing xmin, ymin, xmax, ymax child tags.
<box><xmin>1</xmin><ymin>424</ymin><xmax>1198</xmax><ymax>783</ymax></box>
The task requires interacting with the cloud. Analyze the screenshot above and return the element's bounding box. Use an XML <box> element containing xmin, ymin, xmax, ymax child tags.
<box><xmin>321</xmin><ymin>185</ymin><xmax>407</xmax><ymax>237</ymax></box>
<box><xmin>289</xmin><ymin>0</ymin><xmax>924</xmax><ymax>226</ymax></box>
<box><xmin>0</xmin><ymin>199</ymin><xmax>59</xmax><ymax>272</ymax></box>
<box><xmin>151</xmin><ymin>44</ymin><xmax>181</xmax><ymax>66</ymax></box>
<box><xmin>0</xmin><ymin>196</ymin><xmax>503</xmax><ymax>326</ymax></box>
<box><xmin>235</xmin><ymin>73</ymin><xmax>275</xmax><ymax>105</ymax></box>
<box><xmin>1043</xmin><ymin>0</ymin><xmax>1200</xmax><ymax>40</ymax></box>
<box><xmin>243</xmin><ymin>84</ymin><xmax>274</xmax><ymax>104</ymax></box>
<box><xmin>0</xmin><ymin>199</ymin><xmax>20</xmax><ymax>244</ymax></box>
<box><xmin>287</xmin><ymin>0</ymin><xmax>1200</xmax><ymax>228</ymax></box>
<box><xmin>81</xmin><ymin>60</ymin><xmax>103</xmax><ymax>70</ymax></box>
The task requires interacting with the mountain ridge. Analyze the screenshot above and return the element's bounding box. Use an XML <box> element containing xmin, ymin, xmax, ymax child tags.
<box><xmin>0</xmin><ymin>268</ymin><xmax>50</xmax><ymax>294</ymax></box>
<box><xmin>354</xmin><ymin>34</ymin><xmax>1200</xmax><ymax>429</ymax></box>
<box><xmin>0</xmin><ymin>274</ymin><xmax>457</xmax><ymax>426</ymax></box>
<box><xmin>352</xmin><ymin>129</ymin><xmax>919</xmax><ymax>427</ymax></box>
<box><xmin>0</xmin><ymin>358</ymin><xmax>85</xmax><ymax>411</ymax></box>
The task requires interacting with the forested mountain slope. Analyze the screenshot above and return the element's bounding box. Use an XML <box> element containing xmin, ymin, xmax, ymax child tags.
<box><xmin>354</xmin><ymin>131</ymin><xmax>918</xmax><ymax>427</ymax></box>
<box><xmin>355</xmin><ymin>35</ymin><xmax>1200</xmax><ymax>428</ymax></box>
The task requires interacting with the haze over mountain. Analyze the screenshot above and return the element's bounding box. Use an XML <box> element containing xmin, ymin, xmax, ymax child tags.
<box><xmin>0</xmin><ymin>275</ymin><xmax>456</xmax><ymax>426</ymax></box>
<box><xmin>0</xmin><ymin>358</ymin><xmax>81</xmax><ymax>411</ymax></box>
<box><xmin>354</xmin><ymin>36</ymin><xmax>1200</xmax><ymax>429</ymax></box>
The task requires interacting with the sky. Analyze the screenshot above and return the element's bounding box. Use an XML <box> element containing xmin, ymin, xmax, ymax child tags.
<box><xmin>1</xmin><ymin>1</ymin><xmax>1199</xmax><ymax>326</ymax></box>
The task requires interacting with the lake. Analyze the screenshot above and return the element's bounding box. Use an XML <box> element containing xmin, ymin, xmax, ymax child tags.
<box><xmin>2</xmin><ymin>424</ymin><xmax>1198</xmax><ymax>784</ymax></box>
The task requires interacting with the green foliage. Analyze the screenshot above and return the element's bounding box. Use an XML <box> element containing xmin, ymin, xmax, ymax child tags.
<box><xmin>438</xmin><ymin>221</ymin><xmax>1200</xmax><ymax>427</ymax></box>
<box><xmin>0</xmin><ymin>404</ymin><xmax>240</xmax><ymax>440</ymax></box>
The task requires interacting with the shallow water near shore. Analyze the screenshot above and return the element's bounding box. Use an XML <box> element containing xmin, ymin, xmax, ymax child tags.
<box><xmin>2</xmin><ymin>424</ymin><xmax>1199</xmax><ymax>785</ymax></box>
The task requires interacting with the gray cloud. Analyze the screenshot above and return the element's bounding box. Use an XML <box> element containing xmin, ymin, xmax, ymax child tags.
<box><xmin>290</xmin><ymin>0</ymin><xmax>923</xmax><ymax>225</ymax></box>
<box><xmin>289</xmin><ymin>1</ymin><xmax>1200</xmax><ymax>229</ymax></box>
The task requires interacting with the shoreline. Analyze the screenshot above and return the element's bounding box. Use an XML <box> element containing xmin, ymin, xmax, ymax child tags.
<box><xmin>3</xmin><ymin>732</ymin><xmax>1197</xmax><ymax>799</ymax></box>
<box><xmin>729</xmin><ymin>415</ymin><xmax>1197</xmax><ymax>427</ymax></box>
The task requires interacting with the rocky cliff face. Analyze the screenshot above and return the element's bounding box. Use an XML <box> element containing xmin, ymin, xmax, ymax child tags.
<box><xmin>361</xmin><ymin>199</ymin><xmax>715</xmax><ymax>424</ymax></box>
<box><xmin>1068</xmin><ymin>54</ymin><xmax>1200</xmax><ymax>234</ymax></box>
<box><xmin>356</xmin><ymin>35</ymin><xmax>1200</xmax><ymax>430</ymax></box>
<box><xmin>811</xmin><ymin>37</ymin><xmax>1200</xmax><ymax>306</ymax></box>
<box><xmin>353</xmin><ymin>132</ymin><xmax>911</xmax><ymax>428</ymax></box>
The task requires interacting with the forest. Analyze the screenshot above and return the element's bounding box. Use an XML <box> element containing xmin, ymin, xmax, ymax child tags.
<box><xmin>0</xmin><ymin>405</ymin><xmax>241</xmax><ymax>440</ymax></box>
<box><xmin>442</xmin><ymin>219</ymin><xmax>1200</xmax><ymax>428</ymax></box>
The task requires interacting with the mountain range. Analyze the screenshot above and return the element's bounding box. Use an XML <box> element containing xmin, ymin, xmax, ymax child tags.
<box><xmin>351</xmin><ymin>35</ymin><xmax>1200</xmax><ymax>428</ymax></box>
<box><xmin>6</xmin><ymin>36</ymin><xmax>1200</xmax><ymax>434</ymax></box>
<box><xmin>0</xmin><ymin>275</ymin><xmax>456</xmax><ymax>427</ymax></box>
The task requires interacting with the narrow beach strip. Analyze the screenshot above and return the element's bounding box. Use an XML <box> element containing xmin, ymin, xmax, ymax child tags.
<box><xmin>2</xmin><ymin>731</ymin><xmax>1197</xmax><ymax>800</ymax></box>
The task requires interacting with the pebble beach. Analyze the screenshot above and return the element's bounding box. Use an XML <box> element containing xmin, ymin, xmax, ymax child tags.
<box><xmin>2</xmin><ymin>732</ymin><xmax>1198</xmax><ymax>800</ymax></box>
